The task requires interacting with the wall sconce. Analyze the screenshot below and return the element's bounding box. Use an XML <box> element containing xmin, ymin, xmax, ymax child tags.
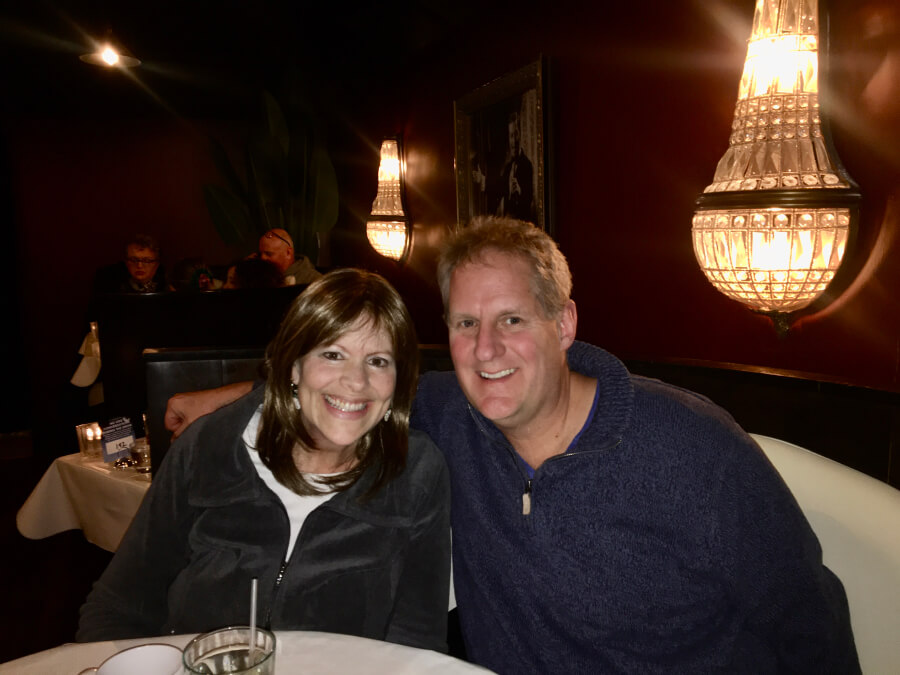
<box><xmin>692</xmin><ymin>0</ymin><xmax>860</xmax><ymax>333</ymax></box>
<box><xmin>367</xmin><ymin>138</ymin><xmax>410</xmax><ymax>262</ymax></box>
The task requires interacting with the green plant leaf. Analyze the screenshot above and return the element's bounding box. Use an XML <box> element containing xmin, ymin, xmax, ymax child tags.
<box><xmin>202</xmin><ymin>184</ymin><xmax>254</xmax><ymax>246</ymax></box>
<box><xmin>208</xmin><ymin>137</ymin><xmax>247</xmax><ymax>202</ymax></box>
<box><xmin>202</xmin><ymin>87</ymin><xmax>339</xmax><ymax>261</ymax></box>
<box><xmin>261</xmin><ymin>90</ymin><xmax>290</xmax><ymax>157</ymax></box>
<box><xmin>248</xmin><ymin>135</ymin><xmax>288</xmax><ymax>230</ymax></box>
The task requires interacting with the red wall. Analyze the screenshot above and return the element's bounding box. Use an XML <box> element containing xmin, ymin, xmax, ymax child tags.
<box><xmin>4</xmin><ymin>0</ymin><xmax>898</xmax><ymax>445</ymax></box>
<box><xmin>334</xmin><ymin>0</ymin><xmax>900</xmax><ymax>392</ymax></box>
<box><xmin>4</xmin><ymin>118</ymin><xmax>246</xmax><ymax>438</ymax></box>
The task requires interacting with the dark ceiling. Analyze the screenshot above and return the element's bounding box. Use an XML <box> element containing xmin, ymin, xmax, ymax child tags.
<box><xmin>1</xmin><ymin>0</ymin><xmax>477</xmax><ymax>118</ymax></box>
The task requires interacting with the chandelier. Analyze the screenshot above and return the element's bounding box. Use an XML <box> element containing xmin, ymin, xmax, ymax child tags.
<box><xmin>691</xmin><ymin>0</ymin><xmax>859</xmax><ymax>329</ymax></box>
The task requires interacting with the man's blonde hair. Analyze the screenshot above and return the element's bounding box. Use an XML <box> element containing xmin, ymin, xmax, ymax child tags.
<box><xmin>437</xmin><ymin>217</ymin><xmax>572</xmax><ymax>319</ymax></box>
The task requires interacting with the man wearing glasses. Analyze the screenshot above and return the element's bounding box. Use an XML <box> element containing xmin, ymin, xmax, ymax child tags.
<box><xmin>258</xmin><ymin>228</ymin><xmax>321</xmax><ymax>286</ymax></box>
<box><xmin>93</xmin><ymin>234</ymin><xmax>166</xmax><ymax>294</ymax></box>
<box><xmin>124</xmin><ymin>234</ymin><xmax>164</xmax><ymax>292</ymax></box>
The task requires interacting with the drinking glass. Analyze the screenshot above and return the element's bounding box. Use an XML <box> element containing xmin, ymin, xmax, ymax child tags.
<box><xmin>182</xmin><ymin>626</ymin><xmax>276</xmax><ymax>674</ymax></box>
<box><xmin>131</xmin><ymin>437</ymin><xmax>151</xmax><ymax>473</ymax></box>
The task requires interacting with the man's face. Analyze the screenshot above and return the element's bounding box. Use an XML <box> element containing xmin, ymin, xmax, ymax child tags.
<box><xmin>258</xmin><ymin>234</ymin><xmax>293</xmax><ymax>274</ymax></box>
<box><xmin>446</xmin><ymin>250</ymin><xmax>574</xmax><ymax>434</ymax></box>
<box><xmin>125</xmin><ymin>245</ymin><xmax>159</xmax><ymax>284</ymax></box>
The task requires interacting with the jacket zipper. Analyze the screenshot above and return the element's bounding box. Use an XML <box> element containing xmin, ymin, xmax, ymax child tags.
<box><xmin>262</xmin><ymin>493</ymin><xmax>341</xmax><ymax>629</ymax></box>
<box><xmin>518</xmin><ymin>440</ymin><xmax>621</xmax><ymax>517</ymax></box>
<box><xmin>467</xmin><ymin>400</ymin><xmax>621</xmax><ymax>518</ymax></box>
<box><xmin>522</xmin><ymin>479</ymin><xmax>532</xmax><ymax>515</ymax></box>
<box><xmin>264</xmin><ymin>560</ymin><xmax>289</xmax><ymax>628</ymax></box>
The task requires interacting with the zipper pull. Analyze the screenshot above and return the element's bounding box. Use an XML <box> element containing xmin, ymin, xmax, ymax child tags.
<box><xmin>264</xmin><ymin>560</ymin><xmax>289</xmax><ymax>628</ymax></box>
<box><xmin>522</xmin><ymin>479</ymin><xmax>532</xmax><ymax>515</ymax></box>
<box><xmin>273</xmin><ymin>561</ymin><xmax>288</xmax><ymax>587</ymax></box>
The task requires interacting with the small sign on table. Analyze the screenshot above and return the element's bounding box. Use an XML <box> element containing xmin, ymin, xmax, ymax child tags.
<box><xmin>101</xmin><ymin>416</ymin><xmax>135</xmax><ymax>463</ymax></box>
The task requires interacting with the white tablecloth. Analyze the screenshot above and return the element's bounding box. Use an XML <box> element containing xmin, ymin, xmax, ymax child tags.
<box><xmin>16</xmin><ymin>453</ymin><xmax>150</xmax><ymax>552</ymax></box>
<box><xmin>0</xmin><ymin>631</ymin><xmax>493</xmax><ymax>674</ymax></box>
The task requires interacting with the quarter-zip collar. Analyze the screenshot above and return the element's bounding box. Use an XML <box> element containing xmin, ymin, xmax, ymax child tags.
<box><xmin>460</xmin><ymin>341</ymin><xmax>634</xmax><ymax>518</ymax></box>
<box><xmin>465</xmin><ymin>340</ymin><xmax>635</xmax><ymax>458</ymax></box>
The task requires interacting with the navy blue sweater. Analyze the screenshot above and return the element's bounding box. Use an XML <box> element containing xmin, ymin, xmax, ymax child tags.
<box><xmin>413</xmin><ymin>341</ymin><xmax>858</xmax><ymax>674</ymax></box>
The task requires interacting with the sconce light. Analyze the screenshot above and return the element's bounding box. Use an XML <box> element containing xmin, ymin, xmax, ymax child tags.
<box><xmin>692</xmin><ymin>0</ymin><xmax>860</xmax><ymax>332</ymax></box>
<box><xmin>367</xmin><ymin>138</ymin><xmax>410</xmax><ymax>262</ymax></box>
<box><xmin>79</xmin><ymin>30</ymin><xmax>141</xmax><ymax>68</ymax></box>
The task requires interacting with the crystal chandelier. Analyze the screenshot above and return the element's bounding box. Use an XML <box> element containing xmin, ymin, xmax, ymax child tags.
<box><xmin>367</xmin><ymin>138</ymin><xmax>410</xmax><ymax>262</ymax></box>
<box><xmin>692</xmin><ymin>0</ymin><xmax>859</xmax><ymax>328</ymax></box>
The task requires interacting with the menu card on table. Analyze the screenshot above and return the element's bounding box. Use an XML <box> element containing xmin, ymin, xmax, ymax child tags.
<box><xmin>101</xmin><ymin>416</ymin><xmax>135</xmax><ymax>463</ymax></box>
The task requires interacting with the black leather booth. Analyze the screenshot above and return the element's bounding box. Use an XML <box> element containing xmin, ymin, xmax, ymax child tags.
<box><xmin>92</xmin><ymin>285</ymin><xmax>306</xmax><ymax>444</ymax></box>
<box><xmin>144</xmin><ymin>347</ymin><xmax>266</xmax><ymax>472</ymax></box>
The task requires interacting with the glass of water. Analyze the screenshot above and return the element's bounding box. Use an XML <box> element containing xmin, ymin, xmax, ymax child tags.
<box><xmin>182</xmin><ymin>626</ymin><xmax>276</xmax><ymax>675</ymax></box>
<box><xmin>131</xmin><ymin>437</ymin><xmax>151</xmax><ymax>473</ymax></box>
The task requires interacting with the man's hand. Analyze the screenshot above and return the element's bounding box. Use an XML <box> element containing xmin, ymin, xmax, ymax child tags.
<box><xmin>164</xmin><ymin>392</ymin><xmax>209</xmax><ymax>439</ymax></box>
<box><xmin>164</xmin><ymin>381</ymin><xmax>254</xmax><ymax>439</ymax></box>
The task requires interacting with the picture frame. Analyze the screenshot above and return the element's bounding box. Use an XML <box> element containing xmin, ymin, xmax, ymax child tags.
<box><xmin>454</xmin><ymin>57</ymin><xmax>553</xmax><ymax>236</ymax></box>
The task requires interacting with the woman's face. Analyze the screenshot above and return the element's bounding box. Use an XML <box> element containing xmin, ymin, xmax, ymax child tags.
<box><xmin>292</xmin><ymin>319</ymin><xmax>396</xmax><ymax>456</ymax></box>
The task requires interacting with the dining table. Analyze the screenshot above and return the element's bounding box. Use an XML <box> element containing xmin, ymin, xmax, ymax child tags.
<box><xmin>0</xmin><ymin>630</ymin><xmax>493</xmax><ymax>674</ymax></box>
<box><xmin>16</xmin><ymin>452</ymin><xmax>150</xmax><ymax>552</ymax></box>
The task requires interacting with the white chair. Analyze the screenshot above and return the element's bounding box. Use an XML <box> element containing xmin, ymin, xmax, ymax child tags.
<box><xmin>750</xmin><ymin>433</ymin><xmax>900</xmax><ymax>674</ymax></box>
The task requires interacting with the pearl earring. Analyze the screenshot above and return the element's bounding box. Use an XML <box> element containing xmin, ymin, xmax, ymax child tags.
<box><xmin>291</xmin><ymin>382</ymin><xmax>300</xmax><ymax>410</ymax></box>
<box><xmin>383</xmin><ymin>408</ymin><xmax>391</xmax><ymax>422</ymax></box>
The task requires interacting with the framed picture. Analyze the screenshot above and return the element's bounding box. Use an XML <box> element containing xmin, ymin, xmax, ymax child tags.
<box><xmin>454</xmin><ymin>57</ymin><xmax>553</xmax><ymax>235</ymax></box>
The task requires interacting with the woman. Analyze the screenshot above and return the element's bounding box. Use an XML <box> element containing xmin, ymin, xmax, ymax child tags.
<box><xmin>77</xmin><ymin>269</ymin><xmax>451</xmax><ymax>651</ymax></box>
<box><xmin>223</xmin><ymin>257</ymin><xmax>284</xmax><ymax>289</ymax></box>
<box><xmin>168</xmin><ymin>256</ymin><xmax>218</xmax><ymax>291</ymax></box>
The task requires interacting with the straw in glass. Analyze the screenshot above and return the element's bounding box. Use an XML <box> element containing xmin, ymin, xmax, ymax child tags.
<box><xmin>249</xmin><ymin>577</ymin><xmax>258</xmax><ymax>663</ymax></box>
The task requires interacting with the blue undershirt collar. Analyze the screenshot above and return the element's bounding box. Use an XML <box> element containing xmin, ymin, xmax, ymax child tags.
<box><xmin>515</xmin><ymin>380</ymin><xmax>601</xmax><ymax>478</ymax></box>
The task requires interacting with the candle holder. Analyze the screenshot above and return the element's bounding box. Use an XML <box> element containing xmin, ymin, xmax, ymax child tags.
<box><xmin>75</xmin><ymin>422</ymin><xmax>104</xmax><ymax>459</ymax></box>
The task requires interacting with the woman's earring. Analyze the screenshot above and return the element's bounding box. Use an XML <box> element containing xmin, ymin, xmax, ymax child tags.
<box><xmin>383</xmin><ymin>408</ymin><xmax>391</xmax><ymax>422</ymax></box>
<box><xmin>291</xmin><ymin>383</ymin><xmax>301</xmax><ymax>410</ymax></box>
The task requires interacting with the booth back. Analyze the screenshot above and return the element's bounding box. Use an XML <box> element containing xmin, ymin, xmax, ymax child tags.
<box><xmin>627</xmin><ymin>359</ymin><xmax>900</xmax><ymax>489</ymax></box>
<box><xmin>144</xmin><ymin>347</ymin><xmax>265</xmax><ymax>472</ymax></box>
<box><xmin>751</xmin><ymin>434</ymin><xmax>900</xmax><ymax>673</ymax></box>
<box><xmin>93</xmin><ymin>286</ymin><xmax>306</xmax><ymax>431</ymax></box>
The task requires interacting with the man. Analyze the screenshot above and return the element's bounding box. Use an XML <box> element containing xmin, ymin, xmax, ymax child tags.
<box><xmin>92</xmin><ymin>234</ymin><xmax>165</xmax><ymax>294</ymax></box>
<box><xmin>497</xmin><ymin>112</ymin><xmax>534</xmax><ymax>222</ymax></box>
<box><xmin>166</xmin><ymin>218</ymin><xmax>858</xmax><ymax>673</ymax></box>
<box><xmin>258</xmin><ymin>228</ymin><xmax>321</xmax><ymax>285</ymax></box>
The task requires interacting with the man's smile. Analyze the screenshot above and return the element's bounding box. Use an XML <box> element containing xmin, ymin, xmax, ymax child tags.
<box><xmin>480</xmin><ymin>368</ymin><xmax>517</xmax><ymax>380</ymax></box>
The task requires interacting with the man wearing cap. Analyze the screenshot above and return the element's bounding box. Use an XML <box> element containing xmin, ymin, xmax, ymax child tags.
<box><xmin>258</xmin><ymin>228</ymin><xmax>321</xmax><ymax>285</ymax></box>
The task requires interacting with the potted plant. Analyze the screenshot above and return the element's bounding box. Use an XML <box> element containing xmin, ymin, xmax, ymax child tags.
<box><xmin>203</xmin><ymin>89</ymin><xmax>339</xmax><ymax>265</ymax></box>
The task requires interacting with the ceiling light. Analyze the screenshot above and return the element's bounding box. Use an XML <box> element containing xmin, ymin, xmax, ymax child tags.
<box><xmin>80</xmin><ymin>32</ymin><xmax>141</xmax><ymax>68</ymax></box>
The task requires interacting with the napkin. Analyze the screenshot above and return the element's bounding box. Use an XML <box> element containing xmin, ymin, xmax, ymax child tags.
<box><xmin>71</xmin><ymin>326</ymin><xmax>102</xmax><ymax>388</ymax></box>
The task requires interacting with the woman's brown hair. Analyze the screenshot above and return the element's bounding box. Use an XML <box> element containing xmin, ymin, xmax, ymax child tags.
<box><xmin>256</xmin><ymin>268</ymin><xmax>419</xmax><ymax>499</ymax></box>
